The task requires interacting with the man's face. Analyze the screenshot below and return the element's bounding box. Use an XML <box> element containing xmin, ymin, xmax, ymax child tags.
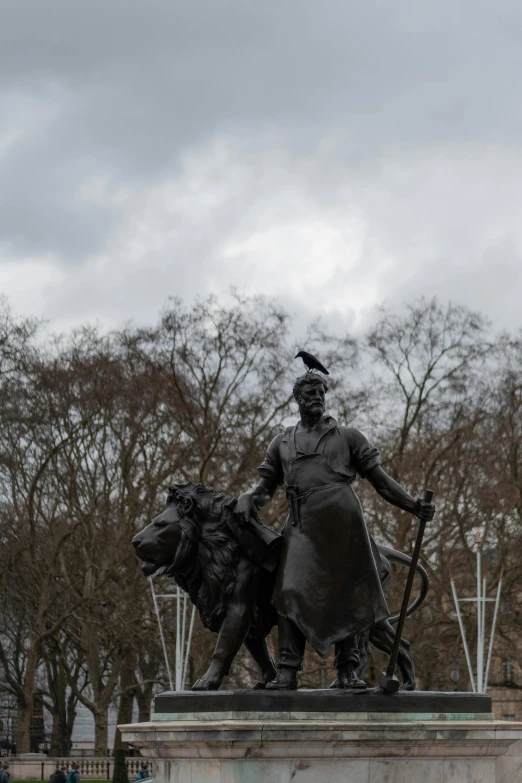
<box><xmin>298</xmin><ymin>381</ymin><xmax>326</xmax><ymax>417</ymax></box>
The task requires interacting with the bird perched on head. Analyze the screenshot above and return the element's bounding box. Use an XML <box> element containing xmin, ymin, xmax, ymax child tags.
<box><xmin>295</xmin><ymin>350</ymin><xmax>329</xmax><ymax>375</ymax></box>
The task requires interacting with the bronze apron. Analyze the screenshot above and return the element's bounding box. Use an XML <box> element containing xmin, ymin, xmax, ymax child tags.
<box><xmin>271</xmin><ymin>430</ymin><xmax>389</xmax><ymax>657</ymax></box>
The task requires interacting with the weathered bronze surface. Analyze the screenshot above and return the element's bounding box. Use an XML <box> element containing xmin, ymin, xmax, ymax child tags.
<box><xmin>235</xmin><ymin>371</ymin><xmax>435</xmax><ymax>690</ymax></box>
<box><xmin>133</xmin><ymin>366</ymin><xmax>436</xmax><ymax>692</ymax></box>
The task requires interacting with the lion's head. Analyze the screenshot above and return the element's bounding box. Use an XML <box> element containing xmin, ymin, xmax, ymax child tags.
<box><xmin>132</xmin><ymin>482</ymin><xmax>241</xmax><ymax>629</ymax></box>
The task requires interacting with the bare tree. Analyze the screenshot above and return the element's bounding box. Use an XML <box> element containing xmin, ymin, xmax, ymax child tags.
<box><xmin>4</xmin><ymin>291</ymin><xmax>522</xmax><ymax>740</ymax></box>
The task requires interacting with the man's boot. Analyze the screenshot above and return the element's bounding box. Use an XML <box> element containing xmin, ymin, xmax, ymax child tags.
<box><xmin>334</xmin><ymin>667</ymin><xmax>367</xmax><ymax>689</ymax></box>
<box><xmin>265</xmin><ymin>667</ymin><xmax>298</xmax><ymax>690</ymax></box>
<box><xmin>331</xmin><ymin>636</ymin><xmax>366</xmax><ymax>689</ymax></box>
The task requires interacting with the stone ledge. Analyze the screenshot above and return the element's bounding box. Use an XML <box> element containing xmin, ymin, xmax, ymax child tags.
<box><xmin>120</xmin><ymin>718</ymin><xmax>522</xmax><ymax>760</ymax></box>
<box><xmin>151</xmin><ymin>709</ymin><xmax>494</xmax><ymax>722</ymax></box>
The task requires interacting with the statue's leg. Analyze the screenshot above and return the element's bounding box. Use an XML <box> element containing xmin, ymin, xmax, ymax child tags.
<box><xmin>332</xmin><ymin>637</ymin><xmax>368</xmax><ymax>688</ymax></box>
<box><xmin>244</xmin><ymin>625</ymin><xmax>277</xmax><ymax>688</ymax></box>
<box><xmin>265</xmin><ymin>617</ymin><xmax>306</xmax><ymax>690</ymax></box>
<box><xmin>330</xmin><ymin>636</ymin><xmax>367</xmax><ymax>689</ymax></box>
<box><xmin>192</xmin><ymin>559</ymin><xmax>259</xmax><ymax>691</ymax></box>
<box><xmin>355</xmin><ymin>632</ymin><xmax>372</xmax><ymax>679</ymax></box>
<box><xmin>369</xmin><ymin>619</ymin><xmax>416</xmax><ymax>691</ymax></box>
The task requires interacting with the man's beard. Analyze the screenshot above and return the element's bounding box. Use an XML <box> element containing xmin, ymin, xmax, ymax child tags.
<box><xmin>301</xmin><ymin>402</ymin><xmax>325</xmax><ymax>416</ymax></box>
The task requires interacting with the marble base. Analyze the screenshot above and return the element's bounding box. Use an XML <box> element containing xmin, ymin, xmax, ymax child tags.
<box><xmin>120</xmin><ymin>710</ymin><xmax>522</xmax><ymax>782</ymax></box>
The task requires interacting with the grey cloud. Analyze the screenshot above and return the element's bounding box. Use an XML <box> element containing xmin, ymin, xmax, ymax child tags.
<box><xmin>1</xmin><ymin>0</ymin><xmax>522</xmax><ymax>334</ymax></box>
<box><xmin>19</xmin><ymin>135</ymin><xmax>519</xmax><ymax>337</ymax></box>
<box><xmin>0</xmin><ymin>130</ymin><xmax>118</xmax><ymax>259</ymax></box>
<box><xmin>3</xmin><ymin>2</ymin><xmax>522</xmax><ymax>174</ymax></box>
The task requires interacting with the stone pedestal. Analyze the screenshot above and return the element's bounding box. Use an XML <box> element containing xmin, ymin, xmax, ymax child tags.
<box><xmin>120</xmin><ymin>690</ymin><xmax>522</xmax><ymax>783</ymax></box>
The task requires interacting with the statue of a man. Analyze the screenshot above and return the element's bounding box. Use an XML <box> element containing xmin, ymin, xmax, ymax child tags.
<box><xmin>235</xmin><ymin>372</ymin><xmax>435</xmax><ymax>689</ymax></box>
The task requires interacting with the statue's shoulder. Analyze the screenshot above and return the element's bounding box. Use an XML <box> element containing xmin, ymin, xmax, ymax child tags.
<box><xmin>266</xmin><ymin>428</ymin><xmax>292</xmax><ymax>452</ymax></box>
<box><xmin>338</xmin><ymin>424</ymin><xmax>362</xmax><ymax>434</ymax></box>
<box><xmin>336</xmin><ymin>424</ymin><xmax>368</xmax><ymax>442</ymax></box>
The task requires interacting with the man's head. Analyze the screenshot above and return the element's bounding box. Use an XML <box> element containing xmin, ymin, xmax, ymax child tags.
<box><xmin>2</xmin><ymin>764</ymin><xmax>9</xmax><ymax>771</ymax></box>
<box><xmin>293</xmin><ymin>372</ymin><xmax>328</xmax><ymax>418</ymax></box>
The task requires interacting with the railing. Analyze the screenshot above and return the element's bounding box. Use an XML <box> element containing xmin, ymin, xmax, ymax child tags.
<box><xmin>9</xmin><ymin>757</ymin><xmax>153</xmax><ymax>781</ymax></box>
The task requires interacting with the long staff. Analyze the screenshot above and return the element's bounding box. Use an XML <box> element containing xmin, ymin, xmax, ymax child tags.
<box><xmin>379</xmin><ymin>489</ymin><xmax>434</xmax><ymax>693</ymax></box>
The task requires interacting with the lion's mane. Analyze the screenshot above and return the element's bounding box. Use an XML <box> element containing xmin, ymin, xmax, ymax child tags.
<box><xmin>166</xmin><ymin>482</ymin><xmax>241</xmax><ymax>630</ymax></box>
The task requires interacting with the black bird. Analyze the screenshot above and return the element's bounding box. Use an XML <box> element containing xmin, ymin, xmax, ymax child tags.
<box><xmin>295</xmin><ymin>350</ymin><xmax>329</xmax><ymax>375</ymax></box>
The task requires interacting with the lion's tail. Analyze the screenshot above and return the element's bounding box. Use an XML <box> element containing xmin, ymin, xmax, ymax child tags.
<box><xmin>377</xmin><ymin>543</ymin><xmax>430</xmax><ymax>624</ymax></box>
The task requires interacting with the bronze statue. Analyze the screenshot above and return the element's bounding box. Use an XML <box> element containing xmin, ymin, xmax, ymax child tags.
<box><xmin>132</xmin><ymin>480</ymin><xmax>429</xmax><ymax>691</ymax></box>
<box><xmin>235</xmin><ymin>370</ymin><xmax>435</xmax><ymax>690</ymax></box>
<box><xmin>133</xmin><ymin>358</ymin><xmax>435</xmax><ymax>691</ymax></box>
<box><xmin>132</xmin><ymin>482</ymin><xmax>281</xmax><ymax>690</ymax></box>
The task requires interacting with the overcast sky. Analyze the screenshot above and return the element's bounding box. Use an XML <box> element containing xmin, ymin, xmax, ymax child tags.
<box><xmin>1</xmin><ymin>0</ymin><xmax>521</xmax><ymax>335</ymax></box>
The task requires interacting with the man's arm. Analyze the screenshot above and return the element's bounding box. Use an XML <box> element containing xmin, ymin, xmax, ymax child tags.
<box><xmin>234</xmin><ymin>477</ymin><xmax>277</xmax><ymax>526</ymax></box>
<box><xmin>366</xmin><ymin>465</ymin><xmax>435</xmax><ymax>521</ymax></box>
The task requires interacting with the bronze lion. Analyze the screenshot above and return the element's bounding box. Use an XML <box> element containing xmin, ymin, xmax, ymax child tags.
<box><xmin>132</xmin><ymin>482</ymin><xmax>282</xmax><ymax>690</ymax></box>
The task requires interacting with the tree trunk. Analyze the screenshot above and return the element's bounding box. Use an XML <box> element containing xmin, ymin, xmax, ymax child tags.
<box><xmin>15</xmin><ymin>699</ymin><xmax>32</xmax><ymax>754</ymax></box>
<box><xmin>49</xmin><ymin>702</ymin><xmax>75</xmax><ymax>757</ymax></box>
<box><xmin>94</xmin><ymin>708</ymin><xmax>109</xmax><ymax>756</ymax></box>
<box><xmin>114</xmin><ymin>650</ymin><xmax>137</xmax><ymax>751</ymax></box>
<box><xmin>14</xmin><ymin>634</ymin><xmax>40</xmax><ymax>753</ymax></box>
<box><xmin>136</xmin><ymin>683</ymin><xmax>153</xmax><ymax>723</ymax></box>
<box><xmin>47</xmin><ymin>651</ymin><xmax>76</xmax><ymax>757</ymax></box>
<box><xmin>65</xmin><ymin>691</ymin><xmax>77</xmax><ymax>756</ymax></box>
<box><xmin>49</xmin><ymin>704</ymin><xmax>65</xmax><ymax>757</ymax></box>
<box><xmin>135</xmin><ymin>652</ymin><xmax>157</xmax><ymax>724</ymax></box>
<box><xmin>113</xmin><ymin>695</ymin><xmax>134</xmax><ymax>752</ymax></box>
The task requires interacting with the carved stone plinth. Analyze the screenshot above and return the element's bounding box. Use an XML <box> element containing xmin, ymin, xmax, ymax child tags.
<box><xmin>119</xmin><ymin>690</ymin><xmax>522</xmax><ymax>783</ymax></box>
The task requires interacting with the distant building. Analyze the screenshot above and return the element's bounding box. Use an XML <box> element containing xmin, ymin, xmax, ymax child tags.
<box><xmin>0</xmin><ymin>695</ymin><xmax>16</xmax><ymax>754</ymax></box>
<box><xmin>0</xmin><ymin>695</ymin><xmax>44</xmax><ymax>755</ymax></box>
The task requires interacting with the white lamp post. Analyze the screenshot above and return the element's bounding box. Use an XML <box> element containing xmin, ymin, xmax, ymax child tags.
<box><xmin>450</xmin><ymin>532</ymin><xmax>503</xmax><ymax>694</ymax></box>
<box><xmin>149</xmin><ymin>577</ymin><xmax>196</xmax><ymax>691</ymax></box>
